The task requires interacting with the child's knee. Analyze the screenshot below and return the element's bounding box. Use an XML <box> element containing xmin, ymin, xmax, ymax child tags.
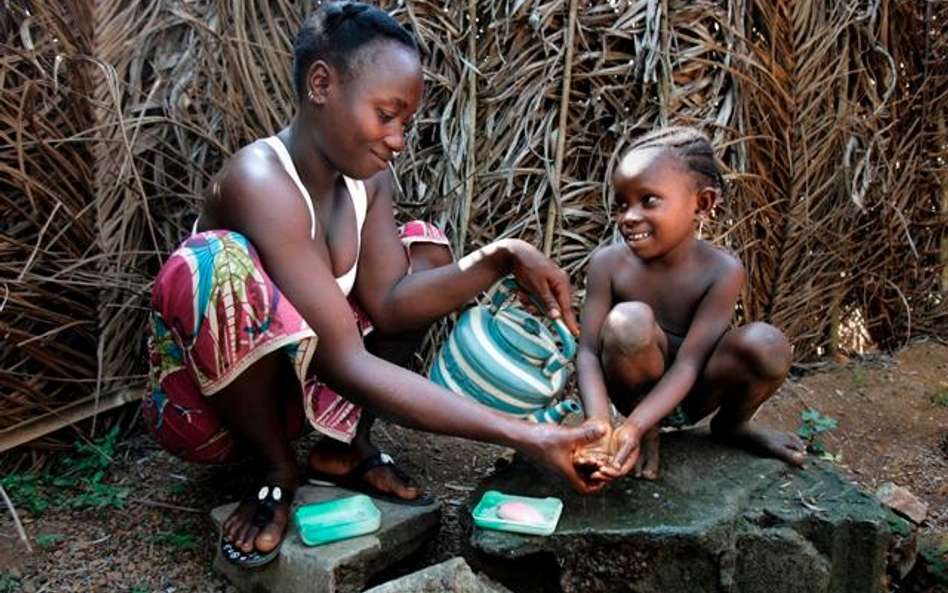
<box><xmin>734</xmin><ymin>322</ymin><xmax>792</xmax><ymax>380</ymax></box>
<box><xmin>602</xmin><ymin>301</ymin><xmax>659</xmax><ymax>352</ymax></box>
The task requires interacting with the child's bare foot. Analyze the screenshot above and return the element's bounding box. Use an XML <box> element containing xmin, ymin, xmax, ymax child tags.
<box><xmin>307</xmin><ymin>440</ymin><xmax>428</xmax><ymax>504</ymax></box>
<box><xmin>220</xmin><ymin>468</ymin><xmax>297</xmax><ymax>566</ymax></box>
<box><xmin>712</xmin><ymin>421</ymin><xmax>807</xmax><ymax>466</ymax></box>
<box><xmin>633</xmin><ymin>426</ymin><xmax>661</xmax><ymax>480</ymax></box>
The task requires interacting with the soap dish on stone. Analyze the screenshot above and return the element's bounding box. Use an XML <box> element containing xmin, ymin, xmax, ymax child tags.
<box><xmin>472</xmin><ymin>490</ymin><xmax>563</xmax><ymax>536</ymax></box>
<box><xmin>294</xmin><ymin>494</ymin><xmax>381</xmax><ymax>546</ymax></box>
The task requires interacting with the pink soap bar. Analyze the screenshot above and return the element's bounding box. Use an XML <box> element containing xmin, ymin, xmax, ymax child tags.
<box><xmin>496</xmin><ymin>501</ymin><xmax>544</xmax><ymax>524</ymax></box>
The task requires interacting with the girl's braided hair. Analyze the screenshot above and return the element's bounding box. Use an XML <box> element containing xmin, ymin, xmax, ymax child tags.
<box><xmin>292</xmin><ymin>2</ymin><xmax>418</xmax><ymax>101</ymax></box>
<box><xmin>626</xmin><ymin>126</ymin><xmax>724</xmax><ymax>192</ymax></box>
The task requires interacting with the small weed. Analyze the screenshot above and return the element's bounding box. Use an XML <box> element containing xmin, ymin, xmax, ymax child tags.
<box><xmin>0</xmin><ymin>574</ymin><xmax>21</xmax><ymax>593</ymax></box>
<box><xmin>851</xmin><ymin>367</ymin><xmax>866</xmax><ymax>390</ymax></box>
<box><xmin>932</xmin><ymin>386</ymin><xmax>948</xmax><ymax>408</ymax></box>
<box><xmin>168</xmin><ymin>483</ymin><xmax>186</xmax><ymax>497</ymax></box>
<box><xmin>131</xmin><ymin>586</ymin><xmax>151</xmax><ymax>593</ymax></box>
<box><xmin>0</xmin><ymin>426</ymin><xmax>128</xmax><ymax>516</ymax></box>
<box><xmin>140</xmin><ymin>530</ymin><xmax>199</xmax><ymax>551</ymax></box>
<box><xmin>797</xmin><ymin>409</ymin><xmax>839</xmax><ymax>457</ymax></box>
<box><xmin>34</xmin><ymin>533</ymin><xmax>66</xmax><ymax>547</ymax></box>
<box><xmin>919</xmin><ymin>540</ymin><xmax>948</xmax><ymax>583</ymax></box>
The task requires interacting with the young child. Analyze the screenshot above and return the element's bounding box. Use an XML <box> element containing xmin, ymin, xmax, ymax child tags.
<box><xmin>574</xmin><ymin>126</ymin><xmax>806</xmax><ymax>482</ymax></box>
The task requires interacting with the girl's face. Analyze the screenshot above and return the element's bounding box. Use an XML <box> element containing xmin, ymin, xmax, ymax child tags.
<box><xmin>612</xmin><ymin>148</ymin><xmax>708</xmax><ymax>261</ymax></box>
<box><xmin>317</xmin><ymin>41</ymin><xmax>424</xmax><ymax>180</ymax></box>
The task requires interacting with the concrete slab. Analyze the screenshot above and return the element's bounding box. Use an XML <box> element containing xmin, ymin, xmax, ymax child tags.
<box><xmin>466</xmin><ymin>428</ymin><xmax>891</xmax><ymax>593</ymax></box>
<box><xmin>363</xmin><ymin>557</ymin><xmax>512</xmax><ymax>593</ymax></box>
<box><xmin>212</xmin><ymin>485</ymin><xmax>440</xmax><ymax>593</ymax></box>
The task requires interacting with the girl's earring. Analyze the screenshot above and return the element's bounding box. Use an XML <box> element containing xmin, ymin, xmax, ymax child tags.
<box><xmin>698</xmin><ymin>215</ymin><xmax>705</xmax><ymax>238</ymax></box>
<box><xmin>307</xmin><ymin>90</ymin><xmax>315</xmax><ymax>103</ymax></box>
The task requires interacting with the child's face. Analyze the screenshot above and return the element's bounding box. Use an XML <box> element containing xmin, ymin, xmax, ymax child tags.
<box><xmin>612</xmin><ymin>148</ymin><xmax>704</xmax><ymax>261</ymax></box>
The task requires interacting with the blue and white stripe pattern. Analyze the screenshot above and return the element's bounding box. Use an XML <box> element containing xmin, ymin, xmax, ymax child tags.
<box><xmin>430</xmin><ymin>278</ymin><xmax>580</xmax><ymax>422</ymax></box>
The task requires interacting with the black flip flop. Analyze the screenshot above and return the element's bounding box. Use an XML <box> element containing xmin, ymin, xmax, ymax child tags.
<box><xmin>219</xmin><ymin>484</ymin><xmax>293</xmax><ymax>568</ymax></box>
<box><xmin>307</xmin><ymin>451</ymin><xmax>435</xmax><ymax>506</ymax></box>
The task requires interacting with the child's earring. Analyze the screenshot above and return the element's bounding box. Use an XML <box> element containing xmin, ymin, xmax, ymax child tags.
<box><xmin>697</xmin><ymin>214</ymin><xmax>705</xmax><ymax>238</ymax></box>
<box><xmin>307</xmin><ymin>90</ymin><xmax>315</xmax><ymax>103</ymax></box>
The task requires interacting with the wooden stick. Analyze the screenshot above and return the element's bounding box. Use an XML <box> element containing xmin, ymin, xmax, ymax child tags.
<box><xmin>0</xmin><ymin>484</ymin><xmax>32</xmax><ymax>553</ymax></box>
<box><xmin>0</xmin><ymin>390</ymin><xmax>140</xmax><ymax>454</ymax></box>
<box><xmin>544</xmin><ymin>0</ymin><xmax>579</xmax><ymax>257</ymax></box>
<box><xmin>458</xmin><ymin>0</ymin><xmax>478</xmax><ymax>251</ymax></box>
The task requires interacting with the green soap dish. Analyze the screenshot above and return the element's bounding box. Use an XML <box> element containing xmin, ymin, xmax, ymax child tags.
<box><xmin>471</xmin><ymin>490</ymin><xmax>563</xmax><ymax>536</ymax></box>
<box><xmin>294</xmin><ymin>494</ymin><xmax>381</xmax><ymax>546</ymax></box>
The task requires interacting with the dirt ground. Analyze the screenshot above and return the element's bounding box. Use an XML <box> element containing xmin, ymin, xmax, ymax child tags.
<box><xmin>1</xmin><ymin>339</ymin><xmax>946</xmax><ymax>592</ymax></box>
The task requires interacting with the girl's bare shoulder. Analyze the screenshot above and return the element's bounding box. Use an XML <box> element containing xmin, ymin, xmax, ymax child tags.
<box><xmin>697</xmin><ymin>241</ymin><xmax>745</xmax><ymax>282</ymax></box>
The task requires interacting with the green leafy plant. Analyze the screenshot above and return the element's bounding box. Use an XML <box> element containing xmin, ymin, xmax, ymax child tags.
<box><xmin>0</xmin><ymin>426</ymin><xmax>128</xmax><ymax>515</ymax></box>
<box><xmin>138</xmin><ymin>529</ymin><xmax>199</xmax><ymax>552</ymax></box>
<box><xmin>0</xmin><ymin>574</ymin><xmax>21</xmax><ymax>593</ymax></box>
<box><xmin>919</xmin><ymin>538</ymin><xmax>948</xmax><ymax>584</ymax></box>
<box><xmin>850</xmin><ymin>367</ymin><xmax>866</xmax><ymax>390</ymax></box>
<box><xmin>932</xmin><ymin>386</ymin><xmax>948</xmax><ymax>408</ymax></box>
<box><xmin>34</xmin><ymin>533</ymin><xmax>66</xmax><ymax>547</ymax></box>
<box><xmin>797</xmin><ymin>409</ymin><xmax>839</xmax><ymax>459</ymax></box>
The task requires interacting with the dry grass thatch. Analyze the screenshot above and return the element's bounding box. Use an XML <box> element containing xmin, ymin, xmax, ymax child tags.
<box><xmin>1</xmin><ymin>0</ymin><xmax>946</xmax><ymax>448</ymax></box>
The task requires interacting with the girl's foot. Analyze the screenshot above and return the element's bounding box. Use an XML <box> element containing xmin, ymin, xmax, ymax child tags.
<box><xmin>633</xmin><ymin>426</ymin><xmax>661</xmax><ymax>480</ymax></box>
<box><xmin>712</xmin><ymin>421</ymin><xmax>807</xmax><ymax>466</ymax></box>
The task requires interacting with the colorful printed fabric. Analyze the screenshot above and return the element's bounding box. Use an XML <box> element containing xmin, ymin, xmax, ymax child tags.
<box><xmin>143</xmin><ymin>222</ymin><xmax>448</xmax><ymax>463</ymax></box>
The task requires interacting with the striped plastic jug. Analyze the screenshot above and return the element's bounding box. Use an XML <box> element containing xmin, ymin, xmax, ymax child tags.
<box><xmin>429</xmin><ymin>277</ymin><xmax>581</xmax><ymax>423</ymax></box>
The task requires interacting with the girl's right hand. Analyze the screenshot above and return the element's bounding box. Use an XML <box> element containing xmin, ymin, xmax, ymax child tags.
<box><xmin>593</xmin><ymin>420</ymin><xmax>642</xmax><ymax>480</ymax></box>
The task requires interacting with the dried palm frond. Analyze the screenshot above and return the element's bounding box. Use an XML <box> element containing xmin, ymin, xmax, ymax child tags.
<box><xmin>1</xmin><ymin>0</ymin><xmax>945</xmax><ymax>450</ymax></box>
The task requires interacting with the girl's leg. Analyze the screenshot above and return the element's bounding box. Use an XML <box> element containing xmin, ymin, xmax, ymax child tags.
<box><xmin>599</xmin><ymin>301</ymin><xmax>667</xmax><ymax>479</ymax></box>
<box><xmin>682</xmin><ymin>322</ymin><xmax>806</xmax><ymax>465</ymax></box>
<box><xmin>206</xmin><ymin>351</ymin><xmax>301</xmax><ymax>555</ymax></box>
<box><xmin>307</xmin><ymin>240</ymin><xmax>453</xmax><ymax>501</ymax></box>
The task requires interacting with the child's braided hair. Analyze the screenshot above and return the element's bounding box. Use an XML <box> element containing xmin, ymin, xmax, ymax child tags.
<box><xmin>626</xmin><ymin>126</ymin><xmax>724</xmax><ymax>193</ymax></box>
<box><xmin>292</xmin><ymin>1</ymin><xmax>418</xmax><ymax>101</ymax></box>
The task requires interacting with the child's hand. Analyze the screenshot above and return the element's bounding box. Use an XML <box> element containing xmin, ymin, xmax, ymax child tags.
<box><xmin>597</xmin><ymin>421</ymin><xmax>642</xmax><ymax>479</ymax></box>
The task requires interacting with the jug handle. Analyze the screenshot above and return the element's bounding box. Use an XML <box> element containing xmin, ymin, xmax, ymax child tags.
<box><xmin>488</xmin><ymin>277</ymin><xmax>578</xmax><ymax>364</ymax></box>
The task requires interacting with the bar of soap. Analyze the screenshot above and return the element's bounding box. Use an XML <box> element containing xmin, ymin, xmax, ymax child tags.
<box><xmin>496</xmin><ymin>501</ymin><xmax>544</xmax><ymax>524</ymax></box>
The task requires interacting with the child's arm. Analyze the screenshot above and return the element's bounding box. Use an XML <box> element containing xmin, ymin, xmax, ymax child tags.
<box><xmin>609</xmin><ymin>257</ymin><xmax>745</xmax><ymax>475</ymax></box>
<box><xmin>576</xmin><ymin>248</ymin><xmax>617</xmax><ymax>425</ymax></box>
<box><xmin>574</xmin><ymin>248</ymin><xmax>626</xmax><ymax>475</ymax></box>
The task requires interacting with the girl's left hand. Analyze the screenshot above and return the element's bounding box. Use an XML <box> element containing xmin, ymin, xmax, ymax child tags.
<box><xmin>505</xmin><ymin>240</ymin><xmax>580</xmax><ymax>335</ymax></box>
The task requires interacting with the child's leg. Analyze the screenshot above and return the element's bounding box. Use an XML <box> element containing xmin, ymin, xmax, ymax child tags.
<box><xmin>599</xmin><ymin>301</ymin><xmax>667</xmax><ymax>479</ymax></box>
<box><xmin>307</xmin><ymin>236</ymin><xmax>453</xmax><ymax>501</ymax></box>
<box><xmin>683</xmin><ymin>322</ymin><xmax>806</xmax><ymax>465</ymax></box>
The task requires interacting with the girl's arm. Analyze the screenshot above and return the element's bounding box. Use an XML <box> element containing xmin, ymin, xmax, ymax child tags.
<box><xmin>354</xmin><ymin>171</ymin><xmax>578</xmax><ymax>335</ymax></box>
<box><xmin>214</xmin><ymin>153</ymin><xmax>604</xmax><ymax>493</ymax></box>
<box><xmin>575</xmin><ymin>247</ymin><xmax>618</xmax><ymax>425</ymax></box>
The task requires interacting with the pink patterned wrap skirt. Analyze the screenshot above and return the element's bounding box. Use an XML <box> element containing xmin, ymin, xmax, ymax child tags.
<box><xmin>143</xmin><ymin>222</ymin><xmax>449</xmax><ymax>463</ymax></box>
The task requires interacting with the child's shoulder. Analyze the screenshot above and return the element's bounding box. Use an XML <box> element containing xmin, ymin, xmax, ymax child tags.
<box><xmin>587</xmin><ymin>242</ymin><xmax>634</xmax><ymax>271</ymax></box>
<box><xmin>697</xmin><ymin>241</ymin><xmax>745</xmax><ymax>281</ymax></box>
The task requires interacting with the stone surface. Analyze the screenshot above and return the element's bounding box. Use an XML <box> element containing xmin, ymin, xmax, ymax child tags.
<box><xmin>364</xmin><ymin>557</ymin><xmax>512</xmax><ymax>593</ymax></box>
<box><xmin>876</xmin><ymin>481</ymin><xmax>928</xmax><ymax>524</ymax></box>
<box><xmin>211</xmin><ymin>485</ymin><xmax>440</xmax><ymax>593</ymax></box>
<box><xmin>467</xmin><ymin>428</ymin><xmax>890</xmax><ymax>593</ymax></box>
